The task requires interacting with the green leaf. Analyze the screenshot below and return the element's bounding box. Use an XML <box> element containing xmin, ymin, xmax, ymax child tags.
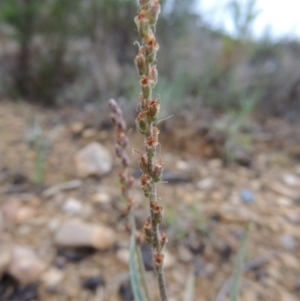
<box><xmin>229</xmin><ymin>223</ymin><xmax>250</xmax><ymax>301</ymax></box>
<box><xmin>129</xmin><ymin>215</ymin><xmax>146</xmax><ymax>301</ymax></box>
<box><xmin>184</xmin><ymin>269</ymin><xmax>195</xmax><ymax>301</ymax></box>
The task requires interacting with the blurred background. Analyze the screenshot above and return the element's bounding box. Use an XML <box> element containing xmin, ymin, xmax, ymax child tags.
<box><xmin>0</xmin><ymin>1</ymin><xmax>300</xmax><ymax>301</ymax></box>
<box><xmin>0</xmin><ymin>0</ymin><xmax>300</xmax><ymax>116</ymax></box>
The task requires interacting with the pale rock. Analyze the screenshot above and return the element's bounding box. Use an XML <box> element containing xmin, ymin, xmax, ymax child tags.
<box><xmin>8</xmin><ymin>246</ymin><xmax>46</xmax><ymax>284</ymax></box>
<box><xmin>176</xmin><ymin>160</ymin><xmax>190</xmax><ymax>171</ymax></box>
<box><xmin>69</xmin><ymin>122</ymin><xmax>84</xmax><ymax>134</ymax></box>
<box><xmin>62</xmin><ymin>197</ymin><xmax>83</xmax><ymax>215</ymax></box>
<box><xmin>283</xmin><ymin>174</ymin><xmax>300</xmax><ymax>187</ymax></box>
<box><xmin>197</xmin><ymin>177</ymin><xmax>214</xmax><ymax>190</ymax></box>
<box><xmin>48</xmin><ymin>218</ymin><xmax>62</xmax><ymax>232</ymax></box>
<box><xmin>277</xmin><ymin>197</ymin><xmax>293</xmax><ymax>207</ymax></box>
<box><xmin>116</xmin><ymin>248</ymin><xmax>130</xmax><ymax>265</ymax></box>
<box><xmin>74</xmin><ymin>142</ymin><xmax>112</xmax><ymax>177</ymax></box>
<box><xmin>164</xmin><ymin>250</ymin><xmax>175</xmax><ymax>269</ymax></box>
<box><xmin>42</xmin><ymin>268</ymin><xmax>64</xmax><ymax>292</ymax></box>
<box><xmin>82</xmin><ymin>128</ymin><xmax>97</xmax><ymax>139</ymax></box>
<box><xmin>91</xmin><ymin>192</ymin><xmax>111</xmax><ymax>204</ymax></box>
<box><xmin>15</xmin><ymin>206</ymin><xmax>36</xmax><ymax>224</ymax></box>
<box><xmin>54</xmin><ymin>219</ymin><xmax>116</xmax><ymax>250</ymax></box>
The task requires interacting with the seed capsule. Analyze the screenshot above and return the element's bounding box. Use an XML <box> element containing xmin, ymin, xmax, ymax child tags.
<box><xmin>148</xmin><ymin>0</ymin><xmax>161</xmax><ymax>26</ymax></box>
<box><xmin>135</xmin><ymin>111</ymin><xmax>149</xmax><ymax>134</ymax></box>
<box><xmin>152</xmin><ymin>160</ymin><xmax>163</xmax><ymax>182</ymax></box>
<box><xmin>143</xmin><ymin>220</ymin><xmax>153</xmax><ymax>244</ymax></box>
<box><xmin>134</xmin><ymin>52</ymin><xmax>146</xmax><ymax>76</ymax></box>
<box><xmin>134</xmin><ymin>12</ymin><xmax>149</xmax><ymax>39</ymax></box>
<box><xmin>148</xmin><ymin>98</ymin><xmax>160</xmax><ymax>121</ymax></box>
<box><xmin>140</xmin><ymin>76</ymin><xmax>151</xmax><ymax>99</ymax></box>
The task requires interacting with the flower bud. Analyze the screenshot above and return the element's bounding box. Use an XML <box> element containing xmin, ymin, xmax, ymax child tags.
<box><xmin>121</xmin><ymin>154</ymin><xmax>130</xmax><ymax>168</ymax></box>
<box><xmin>117</xmin><ymin>132</ymin><xmax>129</xmax><ymax>147</ymax></box>
<box><xmin>140</xmin><ymin>174</ymin><xmax>152</xmax><ymax>197</ymax></box>
<box><xmin>149</xmin><ymin>65</ymin><xmax>158</xmax><ymax>87</ymax></box>
<box><xmin>151</xmin><ymin>201</ymin><xmax>163</xmax><ymax>224</ymax></box>
<box><xmin>134</xmin><ymin>12</ymin><xmax>149</xmax><ymax>39</ymax></box>
<box><xmin>154</xmin><ymin>252</ymin><xmax>164</xmax><ymax>272</ymax></box>
<box><xmin>139</xmin><ymin>0</ymin><xmax>150</xmax><ymax>9</ymax></box>
<box><xmin>139</xmin><ymin>153</ymin><xmax>148</xmax><ymax>173</ymax></box>
<box><xmin>160</xmin><ymin>232</ymin><xmax>168</xmax><ymax>249</ymax></box>
<box><xmin>148</xmin><ymin>0</ymin><xmax>161</xmax><ymax>25</ymax></box>
<box><xmin>145</xmin><ymin>38</ymin><xmax>159</xmax><ymax>63</ymax></box>
<box><xmin>148</xmin><ymin>98</ymin><xmax>160</xmax><ymax>121</ymax></box>
<box><xmin>134</xmin><ymin>52</ymin><xmax>146</xmax><ymax>76</ymax></box>
<box><xmin>143</xmin><ymin>220</ymin><xmax>153</xmax><ymax>244</ymax></box>
<box><xmin>135</xmin><ymin>111</ymin><xmax>149</xmax><ymax>134</ymax></box>
<box><xmin>140</xmin><ymin>76</ymin><xmax>151</xmax><ymax>99</ymax></box>
<box><xmin>152</xmin><ymin>160</ymin><xmax>163</xmax><ymax>182</ymax></box>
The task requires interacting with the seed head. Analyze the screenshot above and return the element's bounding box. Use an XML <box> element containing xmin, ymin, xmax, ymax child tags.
<box><xmin>148</xmin><ymin>98</ymin><xmax>160</xmax><ymax>121</ymax></box>
<box><xmin>148</xmin><ymin>0</ymin><xmax>161</xmax><ymax>26</ymax></box>
<box><xmin>134</xmin><ymin>52</ymin><xmax>146</xmax><ymax>77</ymax></box>
<box><xmin>152</xmin><ymin>160</ymin><xmax>163</xmax><ymax>182</ymax></box>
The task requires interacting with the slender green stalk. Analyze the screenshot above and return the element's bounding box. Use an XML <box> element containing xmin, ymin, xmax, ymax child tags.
<box><xmin>134</xmin><ymin>1</ymin><xmax>168</xmax><ymax>300</ymax></box>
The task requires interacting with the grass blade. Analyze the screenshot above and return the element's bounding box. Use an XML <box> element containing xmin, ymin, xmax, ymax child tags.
<box><xmin>184</xmin><ymin>269</ymin><xmax>195</xmax><ymax>301</ymax></box>
<box><xmin>229</xmin><ymin>223</ymin><xmax>250</xmax><ymax>301</ymax></box>
<box><xmin>129</xmin><ymin>215</ymin><xmax>146</xmax><ymax>301</ymax></box>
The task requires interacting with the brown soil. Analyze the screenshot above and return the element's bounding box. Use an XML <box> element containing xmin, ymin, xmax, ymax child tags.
<box><xmin>0</xmin><ymin>101</ymin><xmax>300</xmax><ymax>301</ymax></box>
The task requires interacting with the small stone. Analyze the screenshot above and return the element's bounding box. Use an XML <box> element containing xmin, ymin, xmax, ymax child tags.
<box><xmin>48</xmin><ymin>218</ymin><xmax>62</xmax><ymax>232</ymax></box>
<box><xmin>82</xmin><ymin>274</ymin><xmax>105</xmax><ymax>291</ymax></box>
<box><xmin>116</xmin><ymin>248</ymin><xmax>130</xmax><ymax>265</ymax></box>
<box><xmin>91</xmin><ymin>192</ymin><xmax>111</xmax><ymax>204</ymax></box>
<box><xmin>57</xmin><ymin>247</ymin><xmax>95</xmax><ymax>263</ymax></box>
<box><xmin>240</xmin><ymin>189</ymin><xmax>255</xmax><ymax>204</ymax></box>
<box><xmin>164</xmin><ymin>250</ymin><xmax>175</xmax><ymax>269</ymax></box>
<box><xmin>70</xmin><ymin>122</ymin><xmax>84</xmax><ymax>134</ymax></box>
<box><xmin>279</xmin><ymin>234</ymin><xmax>298</xmax><ymax>251</ymax></box>
<box><xmin>119</xmin><ymin>280</ymin><xmax>133</xmax><ymax>301</ymax></box>
<box><xmin>74</xmin><ymin>142</ymin><xmax>112</xmax><ymax>178</ymax></box>
<box><xmin>283</xmin><ymin>174</ymin><xmax>300</xmax><ymax>187</ymax></box>
<box><xmin>82</xmin><ymin>128</ymin><xmax>97</xmax><ymax>139</ymax></box>
<box><xmin>197</xmin><ymin>178</ymin><xmax>214</xmax><ymax>190</ymax></box>
<box><xmin>176</xmin><ymin>160</ymin><xmax>190</xmax><ymax>171</ymax></box>
<box><xmin>277</xmin><ymin>197</ymin><xmax>293</xmax><ymax>207</ymax></box>
<box><xmin>7</xmin><ymin>246</ymin><xmax>46</xmax><ymax>284</ymax></box>
<box><xmin>54</xmin><ymin>220</ymin><xmax>116</xmax><ymax>250</ymax></box>
<box><xmin>41</xmin><ymin>268</ymin><xmax>64</xmax><ymax>292</ymax></box>
<box><xmin>15</xmin><ymin>206</ymin><xmax>36</xmax><ymax>224</ymax></box>
<box><xmin>62</xmin><ymin>197</ymin><xmax>83</xmax><ymax>215</ymax></box>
